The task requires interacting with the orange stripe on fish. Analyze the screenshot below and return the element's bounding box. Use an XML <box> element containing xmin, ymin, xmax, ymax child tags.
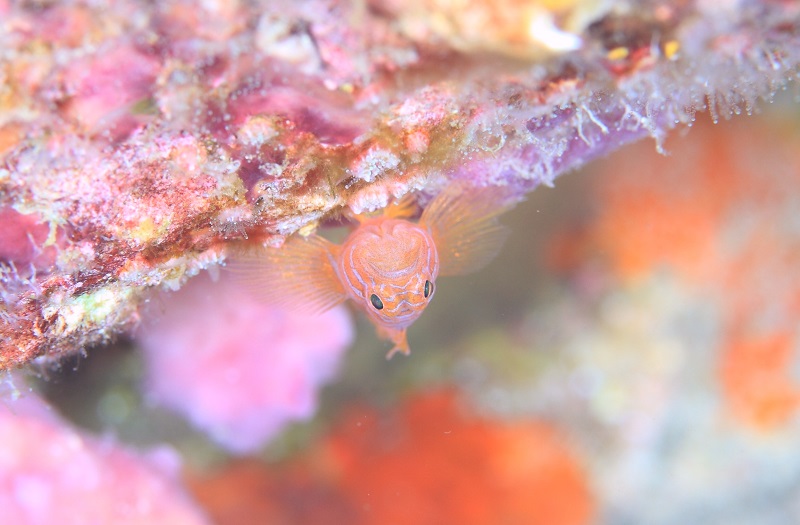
<box><xmin>228</xmin><ymin>184</ymin><xmax>518</xmax><ymax>359</ymax></box>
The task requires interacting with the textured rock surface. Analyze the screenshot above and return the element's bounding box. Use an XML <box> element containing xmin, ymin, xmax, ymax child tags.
<box><xmin>1</xmin><ymin>0</ymin><xmax>799</xmax><ymax>368</ymax></box>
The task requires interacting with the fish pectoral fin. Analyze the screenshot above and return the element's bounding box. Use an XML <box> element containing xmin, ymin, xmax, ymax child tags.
<box><xmin>420</xmin><ymin>183</ymin><xmax>520</xmax><ymax>276</ymax></box>
<box><xmin>226</xmin><ymin>234</ymin><xmax>347</xmax><ymax>314</ymax></box>
<box><xmin>378</xmin><ymin>327</ymin><xmax>411</xmax><ymax>359</ymax></box>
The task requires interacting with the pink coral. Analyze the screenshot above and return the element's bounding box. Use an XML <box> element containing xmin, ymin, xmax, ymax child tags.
<box><xmin>0</xmin><ymin>385</ymin><xmax>209</xmax><ymax>525</ymax></box>
<box><xmin>137</xmin><ymin>272</ymin><xmax>353</xmax><ymax>454</ymax></box>
<box><xmin>0</xmin><ymin>208</ymin><xmax>57</xmax><ymax>270</ymax></box>
<box><xmin>60</xmin><ymin>44</ymin><xmax>160</xmax><ymax>140</ymax></box>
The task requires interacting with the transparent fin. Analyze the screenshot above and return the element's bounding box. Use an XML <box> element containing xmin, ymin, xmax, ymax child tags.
<box><xmin>421</xmin><ymin>184</ymin><xmax>517</xmax><ymax>276</ymax></box>
<box><xmin>377</xmin><ymin>326</ymin><xmax>411</xmax><ymax>359</ymax></box>
<box><xmin>226</xmin><ymin>235</ymin><xmax>347</xmax><ymax>314</ymax></box>
<box><xmin>347</xmin><ymin>191</ymin><xmax>420</xmax><ymax>224</ymax></box>
<box><xmin>383</xmin><ymin>192</ymin><xmax>420</xmax><ymax>220</ymax></box>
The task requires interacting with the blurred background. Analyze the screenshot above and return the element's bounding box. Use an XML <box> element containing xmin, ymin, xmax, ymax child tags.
<box><xmin>31</xmin><ymin>95</ymin><xmax>800</xmax><ymax>525</ymax></box>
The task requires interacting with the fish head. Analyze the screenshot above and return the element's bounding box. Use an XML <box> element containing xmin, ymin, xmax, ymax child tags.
<box><xmin>340</xmin><ymin>218</ymin><xmax>439</xmax><ymax>330</ymax></box>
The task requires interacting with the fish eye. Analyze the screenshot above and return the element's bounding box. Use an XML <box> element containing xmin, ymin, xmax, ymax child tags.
<box><xmin>370</xmin><ymin>294</ymin><xmax>384</xmax><ymax>310</ymax></box>
<box><xmin>424</xmin><ymin>280</ymin><xmax>433</xmax><ymax>298</ymax></box>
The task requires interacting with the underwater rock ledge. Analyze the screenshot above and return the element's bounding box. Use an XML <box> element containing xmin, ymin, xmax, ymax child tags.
<box><xmin>1</xmin><ymin>0</ymin><xmax>799</xmax><ymax>369</ymax></box>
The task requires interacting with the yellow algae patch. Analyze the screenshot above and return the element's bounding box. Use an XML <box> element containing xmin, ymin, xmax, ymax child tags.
<box><xmin>391</xmin><ymin>0</ymin><xmax>612</xmax><ymax>58</ymax></box>
<box><xmin>663</xmin><ymin>40</ymin><xmax>680</xmax><ymax>60</ymax></box>
<box><xmin>606</xmin><ymin>46</ymin><xmax>629</xmax><ymax>61</ymax></box>
<box><xmin>45</xmin><ymin>287</ymin><xmax>133</xmax><ymax>336</ymax></box>
<box><xmin>129</xmin><ymin>216</ymin><xmax>171</xmax><ymax>244</ymax></box>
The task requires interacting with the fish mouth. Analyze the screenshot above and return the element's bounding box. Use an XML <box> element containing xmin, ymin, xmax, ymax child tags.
<box><xmin>392</xmin><ymin>310</ymin><xmax>418</xmax><ymax>321</ymax></box>
<box><xmin>374</xmin><ymin>305</ymin><xmax>421</xmax><ymax>328</ymax></box>
<box><xmin>386</xmin><ymin>300</ymin><xmax>423</xmax><ymax>317</ymax></box>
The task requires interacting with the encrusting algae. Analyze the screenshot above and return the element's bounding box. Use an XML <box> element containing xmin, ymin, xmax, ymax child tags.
<box><xmin>1</xmin><ymin>1</ymin><xmax>799</xmax><ymax>369</ymax></box>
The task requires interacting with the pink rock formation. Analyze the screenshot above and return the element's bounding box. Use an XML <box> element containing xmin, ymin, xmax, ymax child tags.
<box><xmin>137</xmin><ymin>272</ymin><xmax>354</xmax><ymax>454</ymax></box>
<box><xmin>0</xmin><ymin>383</ymin><xmax>210</xmax><ymax>524</ymax></box>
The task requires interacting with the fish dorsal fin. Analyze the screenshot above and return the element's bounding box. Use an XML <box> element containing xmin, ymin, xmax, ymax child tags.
<box><xmin>226</xmin><ymin>234</ymin><xmax>347</xmax><ymax>314</ymax></box>
<box><xmin>420</xmin><ymin>184</ymin><xmax>517</xmax><ymax>277</ymax></box>
<box><xmin>347</xmin><ymin>192</ymin><xmax>420</xmax><ymax>225</ymax></box>
<box><xmin>383</xmin><ymin>191</ymin><xmax>419</xmax><ymax>219</ymax></box>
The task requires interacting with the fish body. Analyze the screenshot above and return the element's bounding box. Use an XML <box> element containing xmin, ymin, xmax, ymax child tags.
<box><xmin>230</xmin><ymin>184</ymin><xmax>516</xmax><ymax>358</ymax></box>
<box><xmin>338</xmin><ymin>217</ymin><xmax>439</xmax><ymax>356</ymax></box>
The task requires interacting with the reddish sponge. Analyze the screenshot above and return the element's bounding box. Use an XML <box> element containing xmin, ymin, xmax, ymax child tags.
<box><xmin>190</xmin><ymin>390</ymin><xmax>594</xmax><ymax>525</ymax></box>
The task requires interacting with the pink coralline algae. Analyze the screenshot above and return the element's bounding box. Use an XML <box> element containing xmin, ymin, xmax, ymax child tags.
<box><xmin>137</xmin><ymin>272</ymin><xmax>353</xmax><ymax>454</ymax></box>
<box><xmin>1</xmin><ymin>1</ymin><xmax>799</xmax><ymax>368</ymax></box>
<box><xmin>0</xmin><ymin>384</ymin><xmax>209</xmax><ymax>525</ymax></box>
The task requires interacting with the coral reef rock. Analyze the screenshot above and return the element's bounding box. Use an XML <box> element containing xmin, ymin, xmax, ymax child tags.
<box><xmin>1</xmin><ymin>0</ymin><xmax>799</xmax><ymax>368</ymax></box>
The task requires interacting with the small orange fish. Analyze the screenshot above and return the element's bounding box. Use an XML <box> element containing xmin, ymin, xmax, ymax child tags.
<box><xmin>229</xmin><ymin>184</ymin><xmax>517</xmax><ymax>358</ymax></box>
